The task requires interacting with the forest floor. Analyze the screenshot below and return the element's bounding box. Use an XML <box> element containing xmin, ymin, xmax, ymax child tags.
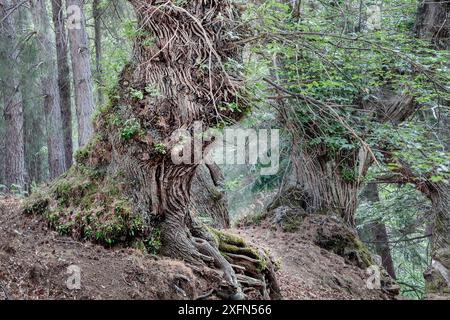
<box><xmin>0</xmin><ymin>196</ymin><xmax>393</xmax><ymax>300</ymax></box>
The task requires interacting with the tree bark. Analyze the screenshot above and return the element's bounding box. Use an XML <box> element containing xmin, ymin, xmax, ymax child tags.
<box><xmin>93</xmin><ymin>0</ymin><xmax>104</xmax><ymax>106</ymax></box>
<box><xmin>0</xmin><ymin>0</ymin><xmax>26</xmax><ymax>190</ymax></box>
<box><xmin>273</xmin><ymin>131</ymin><xmax>371</xmax><ymax>227</ymax></box>
<box><xmin>67</xmin><ymin>0</ymin><xmax>95</xmax><ymax>147</ymax></box>
<box><xmin>26</xmin><ymin>0</ymin><xmax>280</xmax><ymax>300</ymax></box>
<box><xmin>414</xmin><ymin>0</ymin><xmax>450</xmax><ymax>50</ymax></box>
<box><xmin>421</xmin><ymin>178</ymin><xmax>450</xmax><ymax>299</ymax></box>
<box><xmin>366</xmin><ymin>221</ymin><xmax>397</xmax><ymax>279</ymax></box>
<box><xmin>361</xmin><ymin>183</ymin><xmax>397</xmax><ymax>279</ymax></box>
<box><xmin>31</xmin><ymin>0</ymin><xmax>67</xmax><ymax>180</ymax></box>
<box><xmin>51</xmin><ymin>0</ymin><xmax>74</xmax><ymax>168</ymax></box>
<box><xmin>191</xmin><ymin>163</ymin><xmax>230</xmax><ymax>229</ymax></box>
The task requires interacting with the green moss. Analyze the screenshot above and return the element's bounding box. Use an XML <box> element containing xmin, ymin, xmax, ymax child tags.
<box><xmin>208</xmin><ymin>227</ymin><xmax>246</xmax><ymax>247</ymax></box>
<box><xmin>154</xmin><ymin>143</ymin><xmax>167</xmax><ymax>154</ymax></box>
<box><xmin>315</xmin><ymin>224</ymin><xmax>373</xmax><ymax>268</ymax></box>
<box><xmin>207</xmin><ymin>227</ymin><xmax>271</xmax><ymax>273</ymax></box>
<box><xmin>120</xmin><ymin>118</ymin><xmax>143</xmax><ymax>141</ymax></box>
<box><xmin>23</xmin><ymin>192</ymin><xmax>49</xmax><ymax>215</ymax></box>
<box><xmin>235</xmin><ymin>211</ymin><xmax>267</xmax><ymax>227</ymax></box>
<box><xmin>339</xmin><ymin>165</ymin><xmax>357</xmax><ymax>183</ymax></box>
<box><xmin>25</xmin><ymin>166</ymin><xmax>145</xmax><ymax>248</ymax></box>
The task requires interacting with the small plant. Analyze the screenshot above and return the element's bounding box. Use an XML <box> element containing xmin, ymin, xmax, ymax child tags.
<box><xmin>145</xmin><ymin>228</ymin><xmax>162</xmax><ymax>255</ymax></box>
<box><xmin>154</xmin><ymin>143</ymin><xmax>167</xmax><ymax>154</ymax></box>
<box><xmin>142</xmin><ymin>37</ymin><xmax>156</xmax><ymax>48</ymax></box>
<box><xmin>130</xmin><ymin>88</ymin><xmax>144</xmax><ymax>100</ymax></box>
<box><xmin>144</xmin><ymin>84</ymin><xmax>160</xmax><ymax>97</ymax></box>
<box><xmin>120</xmin><ymin>118</ymin><xmax>142</xmax><ymax>141</ymax></box>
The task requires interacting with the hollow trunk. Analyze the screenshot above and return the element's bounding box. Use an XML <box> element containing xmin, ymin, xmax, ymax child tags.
<box><xmin>51</xmin><ymin>0</ymin><xmax>74</xmax><ymax>168</ymax></box>
<box><xmin>67</xmin><ymin>0</ymin><xmax>95</xmax><ymax>147</ymax></box>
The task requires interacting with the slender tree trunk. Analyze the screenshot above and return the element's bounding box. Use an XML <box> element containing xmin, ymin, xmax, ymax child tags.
<box><xmin>361</xmin><ymin>183</ymin><xmax>397</xmax><ymax>279</ymax></box>
<box><xmin>0</xmin><ymin>117</ymin><xmax>4</xmax><ymax>185</ymax></box>
<box><xmin>0</xmin><ymin>0</ymin><xmax>26</xmax><ymax>190</ymax></box>
<box><xmin>93</xmin><ymin>0</ymin><xmax>104</xmax><ymax>106</ymax></box>
<box><xmin>66</xmin><ymin>0</ymin><xmax>94</xmax><ymax>147</ymax></box>
<box><xmin>367</xmin><ymin>221</ymin><xmax>397</xmax><ymax>279</ymax></box>
<box><xmin>31</xmin><ymin>0</ymin><xmax>67</xmax><ymax>179</ymax></box>
<box><xmin>421</xmin><ymin>182</ymin><xmax>450</xmax><ymax>299</ymax></box>
<box><xmin>51</xmin><ymin>0</ymin><xmax>73</xmax><ymax>168</ymax></box>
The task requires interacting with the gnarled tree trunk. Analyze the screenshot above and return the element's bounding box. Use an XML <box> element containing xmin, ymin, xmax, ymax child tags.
<box><xmin>421</xmin><ymin>180</ymin><xmax>450</xmax><ymax>299</ymax></box>
<box><xmin>26</xmin><ymin>0</ymin><xmax>280</xmax><ymax>300</ymax></box>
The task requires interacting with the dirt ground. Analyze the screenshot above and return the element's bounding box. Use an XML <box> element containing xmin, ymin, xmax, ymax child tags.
<box><xmin>233</xmin><ymin>223</ymin><xmax>391</xmax><ymax>300</ymax></box>
<box><xmin>0</xmin><ymin>196</ymin><xmax>393</xmax><ymax>300</ymax></box>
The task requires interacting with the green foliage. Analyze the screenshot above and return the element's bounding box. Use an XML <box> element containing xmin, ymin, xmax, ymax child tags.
<box><xmin>154</xmin><ymin>143</ymin><xmax>167</xmax><ymax>154</ymax></box>
<box><xmin>145</xmin><ymin>227</ymin><xmax>162</xmax><ymax>255</ymax></box>
<box><xmin>120</xmin><ymin>118</ymin><xmax>142</xmax><ymax>141</ymax></box>
<box><xmin>130</xmin><ymin>88</ymin><xmax>144</xmax><ymax>100</ymax></box>
<box><xmin>144</xmin><ymin>84</ymin><xmax>160</xmax><ymax>97</ymax></box>
<box><xmin>356</xmin><ymin>183</ymin><xmax>430</xmax><ymax>298</ymax></box>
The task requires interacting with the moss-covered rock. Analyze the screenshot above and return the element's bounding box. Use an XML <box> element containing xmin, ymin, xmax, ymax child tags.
<box><xmin>314</xmin><ymin>216</ymin><xmax>373</xmax><ymax>269</ymax></box>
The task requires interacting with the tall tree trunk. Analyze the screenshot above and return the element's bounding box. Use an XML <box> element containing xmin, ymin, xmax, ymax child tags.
<box><xmin>413</xmin><ymin>0</ymin><xmax>450</xmax><ymax>299</ymax></box>
<box><xmin>31</xmin><ymin>0</ymin><xmax>67</xmax><ymax>179</ymax></box>
<box><xmin>93</xmin><ymin>0</ymin><xmax>104</xmax><ymax>106</ymax></box>
<box><xmin>421</xmin><ymin>182</ymin><xmax>450</xmax><ymax>299</ymax></box>
<box><xmin>17</xmin><ymin>2</ymin><xmax>46</xmax><ymax>185</ymax></box>
<box><xmin>51</xmin><ymin>0</ymin><xmax>73</xmax><ymax>168</ymax></box>
<box><xmin>0</xmin><ymin>116</ymin><xmax>4</xmax><ymax>185</ymax></box>
<box><xmin>0</xmin><ymin>0</ymin><xmax>26</xmax><ymax>191</ymax></box>
<box><xmin>367</xmin><ymin>221</ymin><xmax>397</xmax><ymax>279</ymax></box>
<box><xmin>414</xmin><ymin>0</ymin><xmax>450</xmax><ymax>50</ymax></box>
<box><xmin>361</xmin><ymin>183</ymin><xmax>396</xmax><ymax>279</ymax></box>
<box><xmin>66</xmin><ymin>0</ymin><xmax>94</xmax><ymax>147</ymax></box>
